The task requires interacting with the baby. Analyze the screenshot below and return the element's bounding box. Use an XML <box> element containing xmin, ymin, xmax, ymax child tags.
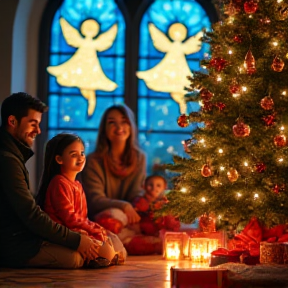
<box><xmin>132</xmin><ymin>175</ymin><xmax>180</xmax><ymax>236</ymax></box>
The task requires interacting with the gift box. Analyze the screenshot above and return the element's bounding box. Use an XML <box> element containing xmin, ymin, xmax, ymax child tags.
<box><xmin>170</xmin><ymin>266</ymin><xmax>228</xmax><ymax>288</ymax></box>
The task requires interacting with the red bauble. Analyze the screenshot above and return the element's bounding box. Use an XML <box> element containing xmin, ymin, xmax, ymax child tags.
<box><xmin>233</xmin><ymin>120</ymin><xmax>250</xmax><ymax>137</ymax></box>
<box><xmin>202</xmin><ymin>101</ymin><xmax>213</xmax><ymax>112</ymax></box>
<box><xmin>177</xmin><ymin>114</ymin><xmax>189</xmax><ymax>127</ymax></box>
<box><xmin>215</xmin><ymin>102</ymin><xmax>226</xmax><ymax>111</ymax></box>
<box><xmin>227</xmin><ymin>168</ymin><xmax>239</xmax><ymax>182</ymax></box>
<box><xmin>271</xmin><ymin>56</ymin><xmax>285</xmax><ymax>72</ymax></box>
<box><xmin>200</xmin><ymin>89</ymin><xmax>213</xmax><ymax>101</ymax></box>
<box><xmin>255</xmin><ymin>162</ymin><xmax>266</xmax><ymax>173</ymax></box>
<box><xmin>199</xmin><ymin>213</ymin><xmax>216</xmax><ymax>232</ymax></box>
<box><xmin>244</xmin><ymin>49</ymin><xmax>256</xmax><ymax>74</ymax></box>
<box><xmin>233</xmin><ymin>34</ymin><xmax>243</xmax><ymax>43</ymax></box>
<box><xmin>244</xmin><ymin>0</ymin><xmax>258</xmax><ymax>14</ymax></box>
<box><xmin>209</xmin><ymin>57</ymin><xmax>228</xmax><ymax>72</ymax></box>
<box><xmin>201</xmin><ymin>164</ymin><xmax>212</xmax><ymax>177</ymax></box>
<box><xmin>272</xmin><ymin>184</ymin><xmax>285</xmax><ymax>194</ymax></box>
<box><xmin>274</xmin><ymin>134</ymin><xmax>287</xmax><ymax>147</ymax></box>
<box><xmin>260</xmin><ymin>96</ymin><xmax>274</xmax><ymax>110</ymax></box>
<box><xmin>262</xmin><ymin>114</ymin><xmax>276</xmax><ymax>126</ymax></box>
<box><xmin>229</xmin><ymin>83</ymin><xmax>241</xmax><ymax>96</ymax></box>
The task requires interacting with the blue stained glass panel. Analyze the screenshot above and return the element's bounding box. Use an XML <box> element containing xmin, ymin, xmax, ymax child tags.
<box><xmin>137</xmin><ymin>0</ymin><xmax>211</xmax><ymax>173</ymax></box>
<box><xmin>48</xmin><ymin>0</ymin><xmax>125</xmax><ymax>130</ymax></box>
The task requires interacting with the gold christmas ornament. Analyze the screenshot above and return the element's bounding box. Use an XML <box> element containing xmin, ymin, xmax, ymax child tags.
<box><xmin>244</xmin><ymin>48</ymin><xmax>256</xmax><ymax>74</ymax></box>
<box><xmin>274</xmin><ymin>134</ymin><xmax>287</xmax><ymax>147</ymax></box>
<box><xmin>227</xmin><ymin>168</ymin><xmax>239</xmax><ymax>182</ymax></box>
<box><xmin>271</xmin><ymin>55</ymin><xmax>285</xmax><ymax>72</ymax></box>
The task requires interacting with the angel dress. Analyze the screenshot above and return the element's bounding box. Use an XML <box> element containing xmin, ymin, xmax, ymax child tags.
<box><xmin>137</xmin><ymin>23</ymin><xmax>203</xmax><ymax>114</ymax></box>
<box><xmin>47</xmin><ymin>18</ymin><xmax>118</xmax><ymax>115</ymax></box>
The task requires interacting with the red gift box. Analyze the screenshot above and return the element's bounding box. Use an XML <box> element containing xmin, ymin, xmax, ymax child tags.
<box><xmin>170</xmin><ymin>266</ymin><xmax>228</xmax><ymax>288</ymax></box>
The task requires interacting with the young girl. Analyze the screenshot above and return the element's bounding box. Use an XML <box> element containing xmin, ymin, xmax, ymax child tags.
<box><xmin>36</xmin><ymin>133</ymin><xmax>126</xmax><ymax>267</ymax></box>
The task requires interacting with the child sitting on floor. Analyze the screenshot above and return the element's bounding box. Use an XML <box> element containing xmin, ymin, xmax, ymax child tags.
<box><xmin>36</xmin><ymin>133</ymin><xmax>127</xmax><ymax>267</ymax></box>
<box><xmin>132</xmin><ymin>174</ymin><xmax>180</xmax><ymax>236</ymax></box>
<box><xmin>119</xmin><ymin>174</ymin><xmax>180</xmax><ymax>255</ymax></box>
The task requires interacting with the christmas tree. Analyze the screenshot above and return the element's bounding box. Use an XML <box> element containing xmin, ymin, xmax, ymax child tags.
<box><xmin>162</xmin><ymin>0</ymin><xmax>288</xmax><ymax>230</ymax></box>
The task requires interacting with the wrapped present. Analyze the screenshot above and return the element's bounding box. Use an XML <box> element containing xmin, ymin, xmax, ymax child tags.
<box><xmin>260</xmin><ymin>241</ymin><xmax>284</xmax><ymax>264</ymax></box>
<box><xmin>209</xmin><ymin>248</ymin><xmax>244</xmax><ymax>267</ymax></box>
<box><xmin>170</xmin><ymin>266</ymin><xmax>228</xmax><ymax>288</ymax></box>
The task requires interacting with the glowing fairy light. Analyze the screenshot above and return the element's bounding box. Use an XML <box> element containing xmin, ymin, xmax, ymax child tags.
<box><xmin>228</xmin><ymin>50</ymin><xmax>233</xmax><ymax>55</ymax></box>
<box><xmin>217</xmin><ymin>75</ymin><xmax>222</xmax><ymax>82</ymax></box>
<box><xmin>199</xmin><ymin>138</ymin><xmax>205</xmax><ymax>144</ymax></box>
<box><xmin>280</xmin><ymin>126</ymin><xmax>285</xmax><ymax>131</ymax></box>
<box><xmin>218</xmin><ymin>148</ymin><xmax>223</xmax><ymax>154</ymax></box>
<box><xmin>244</xmin><ymin>161</ymin><xmax>248</xmax><ymax>167</ymax></box>
<box><xmin>201</xmin><ymin>197</ymin><xmax>206</xmax><ymax>202</ymax></box>
<box><xmin>220</xmin><ymin>166</ymin><xmax>225</xmax><ymax>171</ymax></box>
<box><xmin>254</xmin><ymin>193</ymin><xmax>259</xmax><ymax>199</ymax></box>
<box><xmin>237</xmin><ymin>192</ymin><xmax>242</xmax><ymax>198</ymax></box>
<box><xmin>242</xmin><ymin>86</ymin><xmax>247</xmax><ymax>92</ymax></box>
<box><xmin>282</xmin><ymin>91</ymin><xmax>286</xmax><ymax>95</ymax></box>
<box><xmin>180</xmin><ymin>187</ymin><xmax>187</xmax><ymax>193</ymax></box>
<box><xmin>272</xmin><ymin>41</ymin><xmax>278</xmax><ymax>47</ymax></box>
<box><xmin>278</xmin><ymin>157</ymin><xmax>284</xmax><ymax>163</ymax></box>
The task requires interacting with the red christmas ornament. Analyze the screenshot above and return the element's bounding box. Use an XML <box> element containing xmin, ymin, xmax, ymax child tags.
<box><xmin>183</xmin><ymin>138</ymin><xmax>194</xmax><ymax>153</ymax></box>
<box><xmin>209</xmin><ymin>57</ymin><xmax>228</xmax><ymax>72</ymax></box>
<box><xmin>244</xmin><ymin>49</ymin><xmax>256</xmax><ymax>74</ymax></box>
<box><xmin>177</xmin><ymin>114</ymin><xmax>189</xmax><ymax>127</ymax></box>
<box><xmin>199</xmin><ymin>213</ymin><xmax>216</xmax><ymax>232</ymax></box>
<box><xmin>271</xmin><ymin>56</ymin><xmax>285</xmax><ymax>72</ymax></box>
<box><xmin>215</xmin><ymin>102</ymin><xmax>226</xmax><ymax>111</ymax></box>
<box><xmin>200</xmin><ymin>89</ymin><xmax>213</xmax><ymax>101</ymax></box>
<box><xmin>260</xmin><ymin>96</ymin><xmax>274</xmax><ymax>110</ymax></box>
<box><xmin>255</xmin><ymin>162</ymin><xmax>266</xmax><ymax>173</ymax></box>
<box><xmin>202</xmin><ymin>101</ymin><xmax>213</xmax><ymax>112</ymax></box>
<box><xmin>233</xmin><ymin>34</ymin><xmax>243</xmax><ymax>43</ymax></box>
<box><xmin>274</xmin><ymin>134</ymin><xmax>287</xmax><ymax>147</ymax></box>
<box><xmin>229</xmin><ymin>81</ymin><xmax>241</xmax><ymax>96</ymax></box>
<box><xmin>233</xmin><ymin>120</ymin><xmax>251</xmax><ymax>137</ymax></box>
<box><xmin>244</xmin><ymin>0</ymin><xmax>258</xmax><ymax>14</ymax></box>
<box><xmin>201</xmin><ymin>164</ymin><xmax>212</xmax><ymax>177</ymax></box>
<box><xmin>272</xmin><ymin>184</ymin><xmax>285</xmax><ymax>194</ymax></box>
<box><xmin>262</xmin><ymin>114</ymin><xmax>276</xmax><ymax>126</ymax></box>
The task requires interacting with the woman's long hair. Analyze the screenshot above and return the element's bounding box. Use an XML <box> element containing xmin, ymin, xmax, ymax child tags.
<box><xmin>95</xmin><ymin>104</ymin><xmax>142</xmax><ymax>167</ymax></box>
<box><xmin>36</xmin><ymin>133</ymin><xmax>84</xmax><ymax>209</ymax></box>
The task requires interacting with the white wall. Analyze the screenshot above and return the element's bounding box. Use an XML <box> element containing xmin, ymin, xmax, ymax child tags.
<box><xmin>11</xmin><ymin>0</ymin><xmax>48</xmax><ymax>193</ymax></box>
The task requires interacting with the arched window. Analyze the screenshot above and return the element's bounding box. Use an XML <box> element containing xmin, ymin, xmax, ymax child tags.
<box><xmin>38</xmin><ymin>0</ymin><xmax>215</xmax><ymax>179</ymax></box>
<box><xmin>137</xmin><ymin>0</ymin><xmax>211</xmax><ymax>171</ymax></box>
<box><xmin>46</xmin><ymin>0</ymin><xmax>126</xmax><ymax>152</ymax></box>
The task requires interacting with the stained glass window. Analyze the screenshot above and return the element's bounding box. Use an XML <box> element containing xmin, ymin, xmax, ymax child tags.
<box><xmin>47</xmin><ymin>0</ymin><xmax>125</xmax><ymax>151</ymax></box>
<box><xmin>137</xmin><ymin>0</ymin><xmax>211</xmax><ymax>172</ymax></box>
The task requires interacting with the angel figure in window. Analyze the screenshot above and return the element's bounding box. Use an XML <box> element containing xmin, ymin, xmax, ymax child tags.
<box><xmin>137</xmin><ymin>23</ymin><xmax>203</xmax><ymax>114</ymax></box>
<box><xmin>47</xmin><ymin>18</ymin><xmax>118</xmax><ymax>116</ymax></box>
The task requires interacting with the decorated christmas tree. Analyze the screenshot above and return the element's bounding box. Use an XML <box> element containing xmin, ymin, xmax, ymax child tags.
<box><xmin>162</xmin><ymin>0</ymin><xmax>288</xmax><ymax>231</ymax></box>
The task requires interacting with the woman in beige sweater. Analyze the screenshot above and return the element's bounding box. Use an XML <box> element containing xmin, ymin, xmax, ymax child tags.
<box><xmin>82</xmin><ymin>104</ymin><xmax>146</xmax><ymax>233</ymax></box>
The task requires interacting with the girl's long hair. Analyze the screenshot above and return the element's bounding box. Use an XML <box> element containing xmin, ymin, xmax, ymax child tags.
<box><xmin>95</xmin><ymin>104</ymin><xmax>142</xmax><ymax>166</ymax></box>
<box><xmin>36</xmin><ymin>133</ymin><xmax>83</xmax><ymax>209</ymax></box>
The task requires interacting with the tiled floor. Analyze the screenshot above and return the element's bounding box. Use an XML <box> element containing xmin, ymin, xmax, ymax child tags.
<box><xmin>1</xmin><ymin>255</ymin><xmax>288</xmax><ymax>288</ymax></box>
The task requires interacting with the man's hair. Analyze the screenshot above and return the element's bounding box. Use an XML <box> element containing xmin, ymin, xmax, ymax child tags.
<box><xmin>1</xmin><ymin>92</ymin><xmax>48</xmax><ymax>127</ymax></box>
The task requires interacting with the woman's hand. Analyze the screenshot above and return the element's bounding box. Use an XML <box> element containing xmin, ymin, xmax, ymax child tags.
<box><xmin>123</xmin><ymin>203</ymin><xmax>141</xmax><ymax>224</ymax></box>
<box><xmin>77</xmin><ymin>234</ymin><xmax>100</xmax><ymax>261</ymax></box>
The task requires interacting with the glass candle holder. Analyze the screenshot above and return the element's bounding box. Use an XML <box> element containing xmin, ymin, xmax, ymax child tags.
<box><xmin>163</xmin><ymin>232</ymin><xmax>189</xmax><ymax>260</ymax></box>
<box><xmin>189</xmin><ymin>237</ymin><xmax>210</xmax><ymax>263</ymax></box>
